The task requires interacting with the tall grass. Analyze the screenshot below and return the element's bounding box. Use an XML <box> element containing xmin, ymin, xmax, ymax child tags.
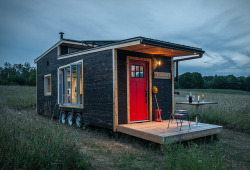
<box><xmin>175</xmin><ymin>89</ymin><xmax>250</xmax><ymax>133</ymax></box>
<box><xmin>0</xmin><ymin>86</ymin><xmax>36</xmax><ymax>109</ymax></box>
<box><xmin>163</xmin><ymin>143</ymin><xmax>224</xmax><ymax>170</ymax></box>
<box><xmin>0</xmin><ymin>86</ymin><xmax>90</xmax><ymax>169</ymax></box>
<box><xmin>113</xmin><ymin>141</ymin><xmax>225</xmax><ymax>169</ymax></box>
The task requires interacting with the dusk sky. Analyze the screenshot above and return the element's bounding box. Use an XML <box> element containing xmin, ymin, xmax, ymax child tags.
<box><xmin>0</xmin><ymin>0</ymin><xmax>249</xmax><ymax>76</ymax></box>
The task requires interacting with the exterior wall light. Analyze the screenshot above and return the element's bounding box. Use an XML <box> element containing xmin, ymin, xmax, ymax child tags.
<box><xmin>158</xmin><ymin>61</ymin><xmax>161</xmax><ymax>65</ymax></box>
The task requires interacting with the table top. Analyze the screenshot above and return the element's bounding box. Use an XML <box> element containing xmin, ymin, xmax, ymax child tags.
<box><xmin>176</xmin><ymin>102</ymin><xmax>218</xmax><ymax>105</ymax></box>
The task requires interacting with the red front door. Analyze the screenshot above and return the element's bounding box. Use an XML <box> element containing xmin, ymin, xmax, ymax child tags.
<box><xmin>129</xmin><ymin>60</ymin><xmax>148</xmax><ymax>122</ymax></box>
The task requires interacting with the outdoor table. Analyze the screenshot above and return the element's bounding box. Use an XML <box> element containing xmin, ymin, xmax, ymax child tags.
<box><xmin>176</xmin><ymin>102</ymin><xmax>218</xmax><ymax>126</ymax></box>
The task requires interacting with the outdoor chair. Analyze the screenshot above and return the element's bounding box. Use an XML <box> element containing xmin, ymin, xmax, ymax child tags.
<box><xmin>168</xmin><ymin>110</ymin><xmax>191</xmax><ymax>131</ymax></box>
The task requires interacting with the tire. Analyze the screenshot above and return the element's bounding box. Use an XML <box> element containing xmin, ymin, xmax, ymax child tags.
<box><xmin>75</xmin><ymin>113</ymin><xmax>83</xmax><ymax>128</ymax></box>
<box><xmin>60</xmin><ymin>111</ymin><xmax>67</xmax><ymax>124</ymax></box>
<box><xmin>67</xmin><ymin>112</ymin><xmax>74</xmax><ymax>126</ymax></box>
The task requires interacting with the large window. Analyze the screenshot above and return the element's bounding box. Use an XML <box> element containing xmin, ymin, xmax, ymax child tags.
<box><xmin>58</xmin><ymin>60</ymin><xmax>83</xmax><ymax>107</ymax></box>
<box><xmin>44</xmin><ymin>74</ymin><xmax>52</xmax><ymax>96</ymax></box>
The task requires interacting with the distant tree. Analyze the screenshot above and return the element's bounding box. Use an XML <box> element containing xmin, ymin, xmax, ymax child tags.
<box><xmin>9</xmin><ymin>75</ymin><xmax>26</xmax><ymax>85</ymax></box>
<box><xmin>179</xmin><ymin>72</ymin><xmax>204</xmax><ymax>89</ymax></box>
<box><xmin>237</xmin><ymin>76</ymin><xmax>246</xmax><ymax>91</ymax></box>
<box><xmin>226</xmin><ymin>75</ymin><xmax>238</xmax><ymax>90</ymax></box>
<box><xmin>193</xmin><ymin>72</ymin><xmax>204</xmax><ymax>88</ymax></box>
<box><xmin>0</xmin><ymin>62</ymin><xmax>36</xmax><ymax>86</ymax></box>
<box><xmin>203</xmin><ymin>76</ymin><xmax>213</xmax><ymax>89</ymax></box>
<box><xmin>211</xmin><ymin>75</ymin><xmax>227</xmax><ymax>89</ymax></box>
<box><xmin>22</xmin><ymin>62</ymin><xmax>31</xmax><ymax>83</ymax></box>
<box><xmin>14</xmin><ymin>64</ymin><xmax>23</xmax><ymax>77</ymax></box>
<box><xmin>179</xmin><ymin>72</ymin><xmax>194</xmax><ymax>89</ymax></box>
<box><xmin>245</xmin><ymin>76</ymin><xmax>250</xmax><ymax>92</ymax></box>
<box><xmin>0</xmin><ymin>67</ymin><xmax>3</xmax><ymax>79</ymax></box>
<box><xmin>29</xmin><ymin>68</ymin><xmax>36</xmax><ymax>86</ymax></box>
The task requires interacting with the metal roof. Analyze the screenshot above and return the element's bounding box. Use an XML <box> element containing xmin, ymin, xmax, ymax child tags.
<box><xmin>34</xmin><ymin>36</ymin><xmax>205</xmax><ymax>63</ymax></box>
<box><xmin>62</xmin><ymin>38</ymin><xmax>120</xmax><ymax>46</ymax></box>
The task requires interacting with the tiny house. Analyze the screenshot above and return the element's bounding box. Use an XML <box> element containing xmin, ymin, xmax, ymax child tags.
<box><xmin>34</xmin><ymin>33</ymin><xmax>205</xmax><ymax>132</ymax></box>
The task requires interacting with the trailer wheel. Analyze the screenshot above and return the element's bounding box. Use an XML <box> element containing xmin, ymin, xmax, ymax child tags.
<box><xmin>75</xmin><ymin>113</ymin><xmax>83</xmax><ymax>128</ymax></box>
<box><xmin>67</xmin><ymin>112</ymin><xmax>74</xmax><ymax>126</ymax></box>
<box><xmin>60</xmin><ymin>111</ymin><xmax>67</xmax><ymax>124</ymax></box>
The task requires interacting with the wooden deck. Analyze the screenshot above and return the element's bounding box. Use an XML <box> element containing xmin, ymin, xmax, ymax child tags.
<box><xmin>117</xmin><ymin>120</ymin><xmax>223</xmax><ymax>144</ymax></box>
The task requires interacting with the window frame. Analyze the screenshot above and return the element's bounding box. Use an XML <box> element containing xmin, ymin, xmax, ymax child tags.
<box><xmin>58</xmin><ymin>60</ymin><xmax>84</xmax><ymax>108</ymax></box>
<box><xmin>44</xmin><ymin>74</ymin><xmax>52</xmax><ymax>96</ymax></box>
<box><xmin>131</xmin><ymin>64</ymin><xmax>144</xmax><ymax>78</ymax></box>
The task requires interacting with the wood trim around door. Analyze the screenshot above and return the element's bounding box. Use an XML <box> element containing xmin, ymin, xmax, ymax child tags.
<box><xmin>113</xmin><ymin>49</ymin><xmax>118</xmax><ymax>132</ymax></box>
<box><xmin>127</xmin><ymin>56</ymin><xmax>152</xmax><ymax>124</ymax></box>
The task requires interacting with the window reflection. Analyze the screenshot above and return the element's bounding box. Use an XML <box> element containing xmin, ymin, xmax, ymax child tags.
<box><xmin>58</xmin><ymin>61</ymin><xmax>83</xmax><ymax>106</ymax></box>
<box><xmin>131</xmin><ymin>64</ymin><xmax>144</xmax><ymax>78</ymax></box>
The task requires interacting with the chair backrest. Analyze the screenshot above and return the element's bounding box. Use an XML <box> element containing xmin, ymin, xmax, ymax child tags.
<box><xmin>175</xmin><ymin>110</ymin><xmax>188</xmax><ymax>114</ymax></box>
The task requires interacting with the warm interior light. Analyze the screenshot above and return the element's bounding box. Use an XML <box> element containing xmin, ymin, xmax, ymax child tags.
<box><xmin>194</xmin><ymin>53</ymin><xmax>197</xmax><ymax>55</ymax></box>
<box><xmin>158</xmin><ymin>61</ymin><xmax>161</xmax><ymax>65</ymax></box>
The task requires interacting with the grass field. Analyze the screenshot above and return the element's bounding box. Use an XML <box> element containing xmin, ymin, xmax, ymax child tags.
<box><xmin>0</xmin><ymin>86</ymin><xmax>250</xmax><ymax>169</ymax></box>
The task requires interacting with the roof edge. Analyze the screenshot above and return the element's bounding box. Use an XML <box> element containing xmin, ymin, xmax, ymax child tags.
<box><xmin>34</xmin><ymin>40</ymin><xmax>61</xmax><ymax>63</ymax></box>
<box><xmin>34</xmin><ymin>36</ymin><xmax>205</xmax><ymax>63</ymax></box>
<box><xmin>141</xmin><ymin>37</ymin><xmax>205</xmax><ymax>54</ymax></box>
<box><xmin>34</xmin><ymin>39</ymin><xmax>88</xmax><ymax>63</ymax></box>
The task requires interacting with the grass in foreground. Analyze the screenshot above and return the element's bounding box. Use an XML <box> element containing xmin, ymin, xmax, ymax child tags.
<box><xmin>1</xmin><ymin>86</ymin><xmax>250</xmax><ymax>169</ymax></box>
<box><xmin>163</xmin><ymin>143</ymin><xmax>224</xmax><ymax>170</ymax></box>
<box><xmin>0</xmin><ymin>107</ymin><xmax>90</xmax><ymax>169</ymax></box>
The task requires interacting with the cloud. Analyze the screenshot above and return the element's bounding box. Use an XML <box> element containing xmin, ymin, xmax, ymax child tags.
<box><xmin>0</xmin><ymin>0</ymin><xmax>249</xmax><ymax>76</ymax></box>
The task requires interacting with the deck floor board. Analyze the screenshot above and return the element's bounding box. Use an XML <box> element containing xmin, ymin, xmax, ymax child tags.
<box><xmin>117</xmin><ymin>120</ymin><xmax>223</xmax><ymax>144</ymax></box>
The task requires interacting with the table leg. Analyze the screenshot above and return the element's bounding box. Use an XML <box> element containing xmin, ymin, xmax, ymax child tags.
<box><xmin>195</xmin><ymin>105</ymin><xmax>200</xmax><ymax>127</ymax></box>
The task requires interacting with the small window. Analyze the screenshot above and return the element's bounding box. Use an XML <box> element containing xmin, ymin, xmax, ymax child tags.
<box><xmin>58</xmin><ymin>45</ymin><xmax>69</xmax><ymax>56</ymax></box>
<box><xmin>44</xmin><ymin>74</ymin><xmax>52</xmax><ymax>96</ymax></box>
<box><xmin>131</xmin><ymin>65</ymin><xmax>144</xmax><ymax>78</ymax></box>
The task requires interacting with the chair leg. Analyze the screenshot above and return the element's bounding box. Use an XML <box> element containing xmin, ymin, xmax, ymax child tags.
<box><xmin>167</xmin><ymin>113</ymin><xmax>172</xmax><ymax>129</ymax></box>
<box><xmin>171</xmin><ymin>114</ymin><xmax>174</xmax><ymax>123</ymax></box>
<box><xmin>180</xmin><ymin>116</ymin><xmax>183</xmax><ymax>131</ymax></box>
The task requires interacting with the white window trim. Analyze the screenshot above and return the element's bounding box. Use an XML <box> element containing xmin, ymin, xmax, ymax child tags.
<box><xmin>58</xmin><ymin>60</ymin><xmax>84</xmax><ymax>108</ymax></box>
<box><xmin>44</xmin><ymin>74</ymin><xmax>52</xmax><ymax>96</ymax></box>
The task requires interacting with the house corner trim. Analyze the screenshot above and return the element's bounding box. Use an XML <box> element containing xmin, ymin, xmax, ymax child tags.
<box><xmin>113</xmin><ymin>49</ymin><xmax>118</xmax><ymax>132</ymax></box>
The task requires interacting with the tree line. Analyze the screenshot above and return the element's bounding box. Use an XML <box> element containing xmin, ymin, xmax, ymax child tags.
<box><xmin>0</xmin><ymin>62</ymin><xmax>36</xmax><ymax>86</ymax></box>
<box><xmin>177</xmin><ymin>72</ymin><xmax>250</xmax><ymax>92</ymax></box>
<box><xmin>1</xmin><ymin>62</ymin><xmax>249</xmax><ymax>91</ymax></box>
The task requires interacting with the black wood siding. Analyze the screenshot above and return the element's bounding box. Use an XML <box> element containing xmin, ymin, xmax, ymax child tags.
<box><xmin>117</xmin><ymin>50</ymin><xmax>172</xmax><ymax>124</ymax></box>
<box><xmin>37</xmin><ymin>48</ymin><xmax>113</xmax><ymax>129</ymax></box>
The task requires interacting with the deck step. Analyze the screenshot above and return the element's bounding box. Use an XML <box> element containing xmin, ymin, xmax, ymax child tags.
<box><xmin>117</xmin><ymin>120</ymin><xmax>223</xmax><ymax>144</ymax></box>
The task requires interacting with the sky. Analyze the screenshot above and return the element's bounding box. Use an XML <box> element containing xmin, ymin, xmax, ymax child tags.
<box><xmin>0</xmin><ymin>0</ymin><xmax>250</xmax><ymax>76</ymax></box>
